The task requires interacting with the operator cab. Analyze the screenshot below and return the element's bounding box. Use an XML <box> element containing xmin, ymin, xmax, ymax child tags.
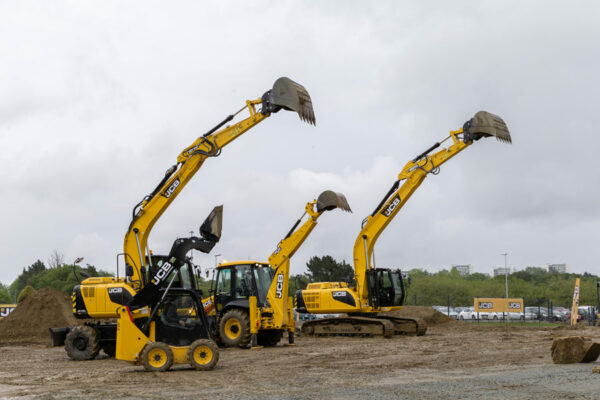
<box><xmin>147</xmin><ymin>255</ymin><xmax>198</xmax><ymax>292</ymax></box>
<box><xmin>212</xmin><ymin>262</ymin><xmax>274</xmax><ymax>312</ymax></box>
<box><xmin>368</xmin><ymin>268</ymin><xmax>406</xmax><ymax>308</ymax></box>
<box><xmin>154</xmin><ymin>288</ymin><xmax>211</xmax><ymax>347</ymax></box>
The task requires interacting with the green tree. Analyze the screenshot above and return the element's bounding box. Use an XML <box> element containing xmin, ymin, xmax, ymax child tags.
<box><xmin>17</xmin><ymin>285</ymin><xmax>36</xmax><ymax>303</ymax></box>
<box><xmin>305</xmin><ymin>256</ymin><xmax>353</xmax><ymax>283</ymax></box>
<box><xmin>0</xmin><ymin>283</ymin><xmax>12</xmax><ymax>303</ymax></box>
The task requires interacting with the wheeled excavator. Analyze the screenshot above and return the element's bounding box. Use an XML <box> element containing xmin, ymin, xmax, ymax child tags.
<box><xmin>203</xmin><ymin>190</ymin><xmax>351</xmax><ymax>348</ymax></box>
<box><xmin>48</xmin><ymin>77</ymin><xmax>316</xmax><ymax>360</ymax></box>
<box><xmin>295</xmin><ymin>111</ymin><xmax>512</xmax><ymax>337</ymax></box>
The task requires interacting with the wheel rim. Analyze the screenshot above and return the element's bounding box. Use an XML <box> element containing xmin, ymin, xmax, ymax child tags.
<box><xmin>147</xmin><ymin>348</ymin><xmax>168</xmax><ymax>369</ymax></box>
<box><xmin>193</xmin><ymin>345</ymin><xmax>213</xmax><ymax>365</ymax></box>
<box><xmin>74</xmin><ymin>336</ymin><xmax>88</xmax><ymax>351</ymax></box>
<box><xmin>224</xmin><ymin>319</ymin><xmax>241</xmax><ymax>340</ymax></box>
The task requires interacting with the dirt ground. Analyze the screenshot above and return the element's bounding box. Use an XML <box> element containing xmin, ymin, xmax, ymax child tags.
<box><xmin>2</xmin><ymin>321</ymin><xmax>600</xmax><ymax>399</ymax></box>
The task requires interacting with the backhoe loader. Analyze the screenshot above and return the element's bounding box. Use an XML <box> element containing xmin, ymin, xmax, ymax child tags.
<box><xmin>295</xmin><ymin>111</ymin><xmax>512</xmax><ymax>337</ymax></box>
<box><xmin>204</xmin><ymin>190</ymin><xmax>351</xmax><ymax>348</ymax></box>
<box><xmin>49</xmin><ymin>77</ymin><xmax>316</xmax><ymax>359</ymax></box>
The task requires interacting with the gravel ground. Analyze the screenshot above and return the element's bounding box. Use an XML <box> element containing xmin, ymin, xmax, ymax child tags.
<box><xmin>1</xmin><ymin>323</ymin><xmax>600</xmax><ymax>399</ymax></box>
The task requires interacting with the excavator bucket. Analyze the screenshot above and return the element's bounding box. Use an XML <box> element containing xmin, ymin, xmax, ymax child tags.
<box><xmin>200</xmin><ymin>205</ymin><xmax>223</xmax><ymax>242</ymax></box>
<box><xmin>316</xmin><ymin>191</ymin><xmax>352</xmax><ymax>213</ymax></box>
<box><xmin>466</xmin><ymin>111</ymin><xmax>512</xmax><ymax>144</ymax></box>
<box><xmin>266</xmin><ymin>77</ymin><xmax>316</xmax><ymax>125</ymax></box>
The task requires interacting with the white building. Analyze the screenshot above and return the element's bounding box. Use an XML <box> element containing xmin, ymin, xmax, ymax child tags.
<box><xmin>547</xmin><ymin>263</ymin><xmax>568</xmax><ymax>273</ymax></box>
<box><xmin>492</xmin><ymin>267</ymin><xmax>514</xmax><ymax>277</ymax></box>
<box><xmin>452</xmin><ymin>264</ymin><xmax>474</xmax><ymax>276</ymax></box>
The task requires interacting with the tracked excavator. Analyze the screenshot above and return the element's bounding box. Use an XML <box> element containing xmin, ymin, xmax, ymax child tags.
<box><xmin>48</xmin><ymin>77</ymin><xmax>316</xmax><ymax>359</ymax></box>
<box><xmin>203</xmin><ymin>190</ymin><xmax>351</xmax><ymax>348</ymax></box>
<box><xmin>295</xmin><ymin>111</ymin><xmax>512</xmax><ymax>337</ymax></box>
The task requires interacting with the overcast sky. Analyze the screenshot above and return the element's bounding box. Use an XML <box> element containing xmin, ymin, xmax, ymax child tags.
<box><xmin>1</xmin><ymin>1</ymin><xmax>599</xmax><ymax>284</ymax></box>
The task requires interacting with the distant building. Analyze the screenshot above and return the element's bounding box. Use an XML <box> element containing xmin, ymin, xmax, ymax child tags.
<box><xmin>492</xmin><ymin>267</ymin><xmax>514</xmax><ymax>277</ymax></box>
<box><xmin>452</xmin><ymin>264</ymin><xmax>473</xmax><ymax>276</ymax></box>
<box><xmin>547</xmin><ymin>263</ymin><xmax>568</xmax><ymax>273</ymax></box>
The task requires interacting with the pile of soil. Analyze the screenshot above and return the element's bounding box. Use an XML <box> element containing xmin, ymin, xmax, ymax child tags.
<box><xmin>388</xmin><ymin>306</ymin><xmax>455</xmax><ymax>326</ymax></box>
<box><xmin>0</xmin><ymin>287</ymin><xmax>78</xmax><ymax>345</ymax></box>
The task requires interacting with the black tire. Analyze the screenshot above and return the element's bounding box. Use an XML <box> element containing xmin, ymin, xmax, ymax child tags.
<box><xmin>141</xmin><ymin>342</ymin><xmax>173</xmax><ymax>372</ymax></box>
<box><xmin>257</xmin><ymin>330</ymin><xmax>284</xmax><ymax>347</ymax></box>
<box><xmin>65</xmin><ymin>325</ymin><xmax>101</xmax><ymax>361</ymax></box>
<box><xmin>187</xmin><ymin>339</ymin><xmax>219</xmax><ymax>371</ymax></box>
<box><xmin>219</xmin><ymin>309</ymin><xmax>251</xmax><ymax>348</ymax></box>
<box><xmin>101</xmin><ymin>342</ymin><xmax>116</xmax><ymax>357</ymax></box>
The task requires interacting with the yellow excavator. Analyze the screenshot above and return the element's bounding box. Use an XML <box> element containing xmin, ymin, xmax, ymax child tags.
<box><xmin>48</xmin><ymin>77</ymin><xmax>316</xmax><ymax>360</ymax></box>
<box><xmin>203</xmin><ymin>190</ymin><xmax>351</xmax><ymax>348</ymax></box>
<box><xmin>295</xmin><ymin>111</ymin><xmax>511</xmax><ymax>337</ymax></box>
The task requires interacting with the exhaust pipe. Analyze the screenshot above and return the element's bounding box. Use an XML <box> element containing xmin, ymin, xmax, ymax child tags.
<box><xmin>262</xmin><ymin>77</ymin><xmax>316</xmax><ymax>125</ymax></box>
<box><xmin>316</xmin><ymin>190</ymin><xmax>352</xmax><ymax>213</ymax></box>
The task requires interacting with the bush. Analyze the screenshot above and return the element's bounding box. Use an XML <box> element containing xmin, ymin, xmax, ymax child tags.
<box><xmin>17</xmin><ymin>285</ymin><xmax>36</xmax><ymax>303</ymax></box>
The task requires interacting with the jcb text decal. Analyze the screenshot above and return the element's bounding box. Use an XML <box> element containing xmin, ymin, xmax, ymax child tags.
<box><xmin>275</xmin><ymin>273</ymin><xmax>284</xmax><ymax>298</ymax></box>
<box><xmin>380</xmin><ymin>195</ymin><xmax>401</xmax><ymax>217</ymax></box>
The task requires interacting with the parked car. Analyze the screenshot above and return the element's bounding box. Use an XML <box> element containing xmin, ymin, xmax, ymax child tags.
<box><xmin>432</xmin><ymin>306</ymin><xmax>459</xmax><ymax>319</ymax></box>
<box><xmin>458</xmin><ymin>307</ymin><xmax>477</xmax><ymax>320</ymax></box>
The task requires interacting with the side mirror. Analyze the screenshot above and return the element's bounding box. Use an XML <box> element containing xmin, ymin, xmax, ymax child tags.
<box><xmin>125</xmin><ymin>265</ymin><xmax>134</xmax><ymax>277</ymax></box>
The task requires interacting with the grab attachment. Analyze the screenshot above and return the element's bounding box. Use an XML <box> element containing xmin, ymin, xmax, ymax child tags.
<box><xmin>317</xmin><ymin>191</ymin><xmax>352</xmax><ymax>213</ymax></box>
<box><xmin>262</xmin><ymin>77</ymin><xmax>316</xmax><ymax>125</ymax></box>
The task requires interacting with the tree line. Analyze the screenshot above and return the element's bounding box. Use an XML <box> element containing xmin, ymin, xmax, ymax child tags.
<box><xmin>1</xmin><ymin>254</ymin><xmax>597</xmax><ymax>309</ymax></box>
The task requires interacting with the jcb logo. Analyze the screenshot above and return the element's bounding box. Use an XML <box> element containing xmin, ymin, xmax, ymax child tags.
<box><xmin>478</xmin><ymin>302</ymin><xmax>493</xmax><ymax>309</ymax></box>
<box><xmin>152</xmin><ymin>262</ymin><xmax>174</xmax><ymax>284</ymax></box>
<box><xmin>108</xmin><ymin>288</ymin><xmax>122</xmax><ymax>294</ymax></box>
<box><xmin>162</xmin><ymin>178</ymin><xmax>181</xmax><ymax>198</ymax></box>
<box><xmin>0</xmin><ymin>307</ymin><xmax>15</xmax><ymax>317</ymax></box>
<box><xmin>509</xmin><ymin>302</ymin><xmax>521</xmax><ymax>309</ymax></box>
<box><xmin>380</xmin><ymin>195</ymin><xmax>401</xmax><ymax>217</ymax></box>
<box><xmin>275</xmin><ymin>274</ymin><xmax>284</xmax><ymax>298</ymax></box>
<box><xmin>332</xmin><ymin>291</ymin><xmax>347</xmax><ymax>297</ymax></box>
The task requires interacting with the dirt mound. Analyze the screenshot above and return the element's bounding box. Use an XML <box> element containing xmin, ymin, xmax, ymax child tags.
<box><xmin>0</xmin><ymin>287</ymin><xmax>78</xmax><ymax>345</ymax></box>
<box><xmin>387</xmin><ymin>306</ymin><xmax>455</xmax><ymax>326</ymax></box>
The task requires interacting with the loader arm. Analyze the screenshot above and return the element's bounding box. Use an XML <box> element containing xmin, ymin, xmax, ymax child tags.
<box><xmin>123</xmin><ymin>78</ymin><xmax>315</xmax><ymax>288</ymax></box>
<box><xmin>352</xmin><ymin>111</ymin><xmax>511</xmax><ymax>304</ymax></box>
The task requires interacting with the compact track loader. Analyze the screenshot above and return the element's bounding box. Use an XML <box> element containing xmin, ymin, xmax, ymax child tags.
<box><xmin>295</xmin><ymin>111</ymin><xmax>512</xmax><ymax>337</ymax></box>
<box><xmin>204</xmin><ymin>191</ymin><xmax>351</xmax><ymax>348</ymax></box>
<box><xmin>49</xmin><ymin>77</ymin><xmax>316</xmax><ymax>360</ymax></box>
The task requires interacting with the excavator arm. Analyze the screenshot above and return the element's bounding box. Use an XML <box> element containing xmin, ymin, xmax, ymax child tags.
<box><xmin>264</xmin><ymin>191</ymin><xmax>351</xmax><ymax>328</ymax></box>
<box><xmin>352</xmin><ymin>111</ymin><xmax>511</xmax><ymax>304</ymax></box>
<box><xmin>122</xmin><ymin>78</ymin><xmax>315</xmax><ymax>288</ymax></box>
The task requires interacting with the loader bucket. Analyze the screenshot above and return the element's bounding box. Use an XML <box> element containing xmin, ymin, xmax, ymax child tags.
<box><xmin>200</xmin><ymin>205</ymin><xmax>223</xmax><ymax>242</ymax></box>
<box><xmin>266</xmin><ymin>77</ymin><xmax>316</xmax><ymax>125</ymax></box>
<box><xmin>465</xmin><ymin>111</ymin><xmax>512</xmax><ymax>144</ymax></box>
<box><xmin>317</xmin><ymin>191</ymin><xmax>352</xmax><ymax>213</ymax></box>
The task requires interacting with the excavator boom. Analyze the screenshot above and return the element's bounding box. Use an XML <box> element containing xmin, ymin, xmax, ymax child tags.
<box><xmin>123</xmin><ymin>77</ymin><xmax>315</xmax><ymax>289</ymax></box>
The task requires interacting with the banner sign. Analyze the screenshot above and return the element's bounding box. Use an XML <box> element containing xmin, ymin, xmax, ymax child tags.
<box><xmin>474</xmin><ymin>298</ymin><xmax>524</xmax><ymax>313</ymax></box>
<box><xmin>570</xmin><ymin>278</ymin><xmax>580</xmax><ymax>327</ymax></box>
<box><xmin>0</xmin><ymin>304</ymin><xmax>17</xmax><ymax>318</ymax></box>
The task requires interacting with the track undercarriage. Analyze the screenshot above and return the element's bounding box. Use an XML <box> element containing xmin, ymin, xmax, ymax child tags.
<box><xmin>300</xmin><ymin>315</ymin><xmax>427</xmax><ymax>338</ymax></box>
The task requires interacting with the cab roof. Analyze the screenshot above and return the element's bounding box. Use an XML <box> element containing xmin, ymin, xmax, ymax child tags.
<box><xmin>217</xmin><ymin>260</ymin><xmax>270</xmax><ymax>268</ymax></box>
